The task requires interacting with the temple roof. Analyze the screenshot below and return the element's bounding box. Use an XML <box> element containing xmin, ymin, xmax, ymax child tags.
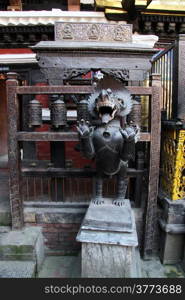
<box><xmin>147</xmin><ymin>0</ymin><xmax>185</xmax><ymax>12</ymax></box>
<box><xmin>95</xmin><ymin>0</ymin><xmax>185</xmax><ymax>15</ymax></box>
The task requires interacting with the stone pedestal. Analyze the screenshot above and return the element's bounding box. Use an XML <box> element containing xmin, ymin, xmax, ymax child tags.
<box><xmin>76</xmin><ymin>198</ymin><xmax>140</xmax><ymax>278</ymax></box>
<box><xmin>158</xmin><ymin>194</ymin><xmax>185</xmax><ymax>264</ymax></box>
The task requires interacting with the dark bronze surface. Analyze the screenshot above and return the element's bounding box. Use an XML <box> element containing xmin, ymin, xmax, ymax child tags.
<box><xmin>77</xmin><ymin>87</ymin><xmax>140</xmax><ymax>206</ymax></box>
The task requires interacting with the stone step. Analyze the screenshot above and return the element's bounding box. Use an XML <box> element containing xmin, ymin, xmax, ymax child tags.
<box><xmin>0</xmin><ymin>227</ymin><xmax>45</xmax><ymax>272</ymax></box>
<box><xmin>0</xmin><ymin>261</ymin><xmax>36</xmax><ymax>278</ymax></box>
<box><xmin>0</xmin><ymin>226</ymin><xmax>11</xmax><ymax>234</ymax></box>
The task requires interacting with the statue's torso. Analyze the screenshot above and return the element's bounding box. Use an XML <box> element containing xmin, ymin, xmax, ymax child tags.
<box><xmin>93</xmin><ymin>120</ymin><xmax>124</xmax><ymax>175</ymax></box>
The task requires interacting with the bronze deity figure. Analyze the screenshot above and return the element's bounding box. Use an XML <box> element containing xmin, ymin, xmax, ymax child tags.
<box><xmin>77</xmin><ymin>86</ymin><xmax>139</xmax><ymax>206</ymax></box>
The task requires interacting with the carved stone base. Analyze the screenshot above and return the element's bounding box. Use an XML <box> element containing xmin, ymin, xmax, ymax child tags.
<box><xmin>76</xmin><ymin>198</ymin><xmax>141</xmax><ymax>278</ymax></box>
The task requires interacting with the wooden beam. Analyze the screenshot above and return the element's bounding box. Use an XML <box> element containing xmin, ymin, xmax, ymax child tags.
<box><xmin>126</xmin><ymin>86</ymin><xmax>153</xmax><ymax>95</ymax></box>
<box><xmin>17</xmin><ymin>131</ymin><xmax>79</xmax><ymax>142</ymax></box>
<box><xmin>6</xmin><ymin>72</ymin><xmax>24</xmax><ymax>229</ymax></box>
<box><xmin>143</xmin><ymin>73</ymin><xmax>162</xmax><ymax>258</ymax></box>
<box><xmin>22</xmin><ymin>167</ymin><xmax>145</xmax><ymax>178</ymax></box>
<box><xmin>16</xmin><ymin>86</ymin><xmax>152</xmax><ymax>96</ymax></box>
<box><xmin>7</xmin><ymin>0</ymin><xmax>22</xmax><ymax>11</ymax></box>
<box><xmin>68</xmin><ymin>0</ymin><xmax>80</xmax><ymax>11</ymax></box>
<box><xmin>17</xmin><ymin>131</ymin><xmax>151</xmax><ymax>142</ymax></box>
<box><xmin>16</xmin><ymin>85</ymin><xmax>94</xmax><ymax>95</ymax></box>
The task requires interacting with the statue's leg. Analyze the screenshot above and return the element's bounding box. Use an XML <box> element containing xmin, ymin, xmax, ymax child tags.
<box><xmin>92</xmin><ymin>173</ymin><xmax>104</xmax><ymax>205</ymax></box>
<box><xmin>117</xmin><ymin>175</ymin><xmax>128</xmax><ymax>198</ymax></box>
<box><xmin>113</xmin><ymin>163</ymin><xmax>128</xmax><ymax>206</ymax></box>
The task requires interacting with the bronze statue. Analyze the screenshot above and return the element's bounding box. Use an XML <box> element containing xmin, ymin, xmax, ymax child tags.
<box><xmin>77</xmin><ymin>87</ymin><xmax>139</xmax><ymax>206</ymax></box>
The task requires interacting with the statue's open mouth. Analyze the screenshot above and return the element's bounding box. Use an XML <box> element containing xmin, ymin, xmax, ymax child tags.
<box><xmin>98</xmin><ymin>106</ymin><xmax>117</xmax><ymax>124</ymax></box>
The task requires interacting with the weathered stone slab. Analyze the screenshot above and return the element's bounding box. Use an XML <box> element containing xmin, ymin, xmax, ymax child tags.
<box><xmin>0</xmin><ymin>227</ymin><xmax>45</xmax><ymax>271</ymax></box>
<box><xmin>77</xmin><ymin>227</ymin><xmax>137</xmax><ymax>247</ymax></box>
<box><xmin>159</xmin><ymin>230</ymin><xmax>185</xmax><ymax>264</ymax></box>
<box><xmin>0</xmin><ymin>261</ymin><xmax>36</xmax><ymax>278</ymax></box>
<box><xmin>24</xmin><ymin>206</ymin><xmax>86</xmax><ymax>224</ymax></box>
<box><xmin>82</xmin><ymin>198</ymin><xmax>133</xmax><ymax>233</ymax></box>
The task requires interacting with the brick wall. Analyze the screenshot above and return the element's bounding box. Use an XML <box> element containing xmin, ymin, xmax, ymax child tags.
<box><xmin>24</xmin><ymin>202</ymin><xmax>88</xmax><ymax>255</ymax></box>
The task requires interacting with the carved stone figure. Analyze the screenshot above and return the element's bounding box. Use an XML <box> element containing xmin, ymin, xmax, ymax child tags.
<box><xmin>114</xmin><ymin>26</ymin><xmax>124</xmax><ymax>41</ymax></box>
<box><xmin>77</xmin><ymin>87</ymin><xmax>139</xmax><ymax>206</ymax></box>
<box><xmin>88</xmin><ymin>24</ymin><xmax>99</xmax><ymax>40</ymax></box>
<box><xmin>63</xmin><ymin>24</ymin><xmax>73</xmax><ymax>39</ymax></box>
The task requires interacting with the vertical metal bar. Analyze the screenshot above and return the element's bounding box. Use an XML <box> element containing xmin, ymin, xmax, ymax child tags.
<box><xmin>134</xmin><ymin>151</ymin><xmax>144</xmax><ymax>208</ymax></box>
<box><xmin>166</xmin><ymin>51</ymin><xmax>170</xmax><ymax>118</ymax></box>
<box><xmin>62</xmin><ymin>178</ymin><xmax>65</xmax><ymax>202</ymax></box>
<box><xmin>164</xmin><ymin>54</ymin><xmax>167</xmax><ymax>113</ymax></box>
<box><xmin>162</xmin><ymin>57</ymin><xmax>164</xmax><ymax>109</ymax></box>
<box><xmin>69</xmin><ymin>177</ymin><xmax>72</xmax><ymax>202</ymax></box>
<box><xmin>50</xmin><ymin>141</ymin><xmax>65</xmax><ymax>201</ymax></box>
<box><xmin>176</xmin><ymin>36</ymin><xmax>185</xmax><ymax>120</ymax></box>
<box><xmin>33</xmin><ymin>177</ymin><xmax>36</xmax><ymax>201</ymax></box>
<box><xmin>40</xmin><ymin>177</ymin><xmax>43</xmax><ymax>198</ymax></box>
<box><xmin>26</xmin><ymin>177</ymin><xmax>29</xmax><ymax>201</ymax></box>
<box><xmin>48</xmin><ymin>178</ymin><xmax>51</xmax><ymax>201</ymax></box>
<box><xmin>76</xmin><ymin>177</ymin><xmax>80</xmax><ymax>202</ymax></box>
<box><xmin>169</xmin><ymin>49</ymin><xmax>173</xmax><ymax>119</ymax></box>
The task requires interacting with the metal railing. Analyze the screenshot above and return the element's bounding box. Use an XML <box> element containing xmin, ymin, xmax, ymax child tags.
<box><xmin>151</xmin><ymin>44</ymin><xmax>174</xmax><ymax>120</ymax></box>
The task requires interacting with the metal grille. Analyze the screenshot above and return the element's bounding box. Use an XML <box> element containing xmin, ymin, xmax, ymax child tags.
<box><xmin>22</xmin><ymin>176</ymin><xmax>118</xmax><ymax>202</ymax></box>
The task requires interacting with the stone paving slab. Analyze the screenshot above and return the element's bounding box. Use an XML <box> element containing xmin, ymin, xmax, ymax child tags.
<box><xmin>38</xmin><ymin>255</ymin><xmax>81</xmax><ymax>278</ymax></box>
<box><xmin>0</xmin><ymin>261</ymin><xmax>36</xmax><ymax>278</ymax></box>
<box><xmin>141</xmin><ymin>257</ymin><xmax>185</xmax><ymax>278</ymax></box>
<box><xmin>38</xmin><ymin>255</ymin><xmax>185</xmax><ymax>278</ymax></box>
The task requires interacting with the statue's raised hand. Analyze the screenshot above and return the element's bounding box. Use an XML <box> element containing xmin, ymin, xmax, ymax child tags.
<box><xmin>76</xmin><ymin>119</ymin><xmax>93</xmax><ymax>138</ymax></box>
<box><xmin>120</xmin><ymin>123</ymin><xmax>140</xmax><ymax>142</ymax></box>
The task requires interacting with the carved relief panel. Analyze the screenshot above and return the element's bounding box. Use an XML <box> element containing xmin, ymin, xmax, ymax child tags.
<box><xmin>55</xmin><ymin>23</ymin><xmax>132</xmax><ymax>43</ymax></box>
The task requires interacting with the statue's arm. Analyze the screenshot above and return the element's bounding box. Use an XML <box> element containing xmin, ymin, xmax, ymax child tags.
<box><xmin>76</xmin><ymin>119</ymin><xmax>95</xmax><ymax>159</ymax></box>
<box><xmin>119</xmin><ymin>124</ymin><xmax>140</xmax><ymax>162</ymax></box>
